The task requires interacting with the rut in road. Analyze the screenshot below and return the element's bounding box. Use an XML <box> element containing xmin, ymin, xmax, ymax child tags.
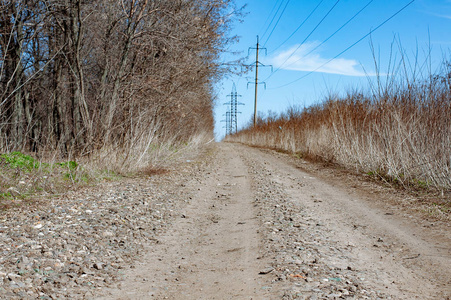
<box><xmin>240</xmin><ymin>144</ymin><xmax>450</xmax><ymax>299</ymax></box>
<box><xmin>98</xmin><ymin>143</ymin><xmax>271</xmax><ymax>299</ymax></box>
<box><xmin>98</xmin><ymin>143</ymin><xmax>450</xmax><ymax>299</ymax></box>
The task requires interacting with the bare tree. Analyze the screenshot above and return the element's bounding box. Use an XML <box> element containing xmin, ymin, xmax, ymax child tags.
<box><xmin>0</xmin><ymin>0</ymin><xmax>243</xmax><ymax>160</ymax></box>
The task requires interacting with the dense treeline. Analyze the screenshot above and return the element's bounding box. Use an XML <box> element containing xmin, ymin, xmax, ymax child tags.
<box><xmin>0</xmin><ymin>0</ymin><xmax>237</xmax><ymax>160</ymax></box>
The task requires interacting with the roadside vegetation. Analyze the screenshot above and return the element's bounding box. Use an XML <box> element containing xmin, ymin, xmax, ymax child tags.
<box><xmin>0</xmin><ymin>1</ymin><xmax>241</xmax><ymax>205</ymax></box>
<box><xmin>0</xmin><ymin>151</ymin><xmax>85</xmax><ymax>209</ymax></box>
<box><xmin>226</xmin><ymin>60</ymin><xmax>451</xmax><ymax>194</ymax></box>
<box><xmin>0</xmin><ymin>0</ymin><xmax>241</xmax><ymax>169</ymax></box>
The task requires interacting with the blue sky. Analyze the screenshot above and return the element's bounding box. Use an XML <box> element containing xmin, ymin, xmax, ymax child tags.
<box><xmin>214</xmin><ymin>0</ymin><xmax>451</xmax><ymax>139</ymax></box>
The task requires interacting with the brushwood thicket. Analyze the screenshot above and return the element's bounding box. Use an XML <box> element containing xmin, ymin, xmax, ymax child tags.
<box><xmin>0</xmin><ymin>0</ymin><xmax>239</xmax><ymax>160</ymax></box>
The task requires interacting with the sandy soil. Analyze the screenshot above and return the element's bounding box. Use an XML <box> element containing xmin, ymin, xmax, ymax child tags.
<box><xmin>97</xmin><ymin>142</ymin><xmax>450</xmax><ymax>299</ymax></box>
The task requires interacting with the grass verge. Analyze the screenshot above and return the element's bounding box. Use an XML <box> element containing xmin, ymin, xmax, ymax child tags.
<box><xmin>0</xmin><ymin>133</ymin><xmax>212</xmax><ymax>210</ymax></box>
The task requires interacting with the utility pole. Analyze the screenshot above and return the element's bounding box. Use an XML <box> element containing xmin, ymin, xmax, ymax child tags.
<box><xmin>223</xmin><ymin>83</ymin><xmax>244</xmax><ymax>134</ymax></box>
<box><xmin>253</xmin><ymin>37</ymin><xmax>260</xmax><ymax>128</ymax></box>
<box><xmin>248</xmin><ymin>36</ymin><xmax>272</xmax><ymax>127</ymax></box>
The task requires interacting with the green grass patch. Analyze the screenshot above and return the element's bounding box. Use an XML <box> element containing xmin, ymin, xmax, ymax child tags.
<box><xmin>57</xmin><ymin>161</ymin><xmax>78</xmax><ymax>170</ymax></box>
<box><xmin>0</xmin><ymin>152</ymin><xmax>43</xmax><ymax>171</ymax></box>
<box><xmin>0</xmin><ymin>192</ymin><xmax>13</xmax><ymax>200</ymax></box>
<box><xmin>0</xmin><ymin>152</ymin><xmax>95</xmax><ymax>208</ymax></box>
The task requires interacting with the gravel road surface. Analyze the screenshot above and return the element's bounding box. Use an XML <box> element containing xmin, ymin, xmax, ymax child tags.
<box><xmin>1</xmin><ymin>143</ymin><xmax>450</xmax><ymax>299</ymax></box>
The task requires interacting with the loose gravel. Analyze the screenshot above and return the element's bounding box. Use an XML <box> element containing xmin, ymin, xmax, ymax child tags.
<box><xmin>0</xmin><ymin>150</ymin><xmax>213</xmax><ymax>299</ymax></box>
<box><xmin>1</xmin><ymin>143</ymin><xmax>449</xmax><ymax>299</ymax></box>
<box><xmin>242</xmin><ymin>153</ymin><xmax>390</xmax><ymax>299</ymax></box>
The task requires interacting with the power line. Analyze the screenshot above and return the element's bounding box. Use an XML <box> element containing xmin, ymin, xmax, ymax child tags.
<box><xmin>258</xmin><ymin>0</ymin><xmax>283</xmax><ymax>37</ymax></box>
<box><xmin>264</xmin><ymin>0</ymin><xmax>342</xmax><ymax>81</ymax></box>
<box><xmin>270</xmin><ymin>0</ymin><xmax>416</xmax><ymax>89</ymax></box>
<box><xmin>286</xmin><ymin>0</ymin><xmax>374</xmax><ymax>68</ymax></box>
<box><xmin>263</xmin><ymin>0</ymin><xmax>292</xmax><ymax>47</ymax></box>
<box><xmin>261</xmin><ymin>0</ymin><xmax>286</xmax><ymax>41</ymax></box>
<box><xmin>269</xmin><ymin>0</ymin><xmax>325</xmax><ymax>54</ymax></box>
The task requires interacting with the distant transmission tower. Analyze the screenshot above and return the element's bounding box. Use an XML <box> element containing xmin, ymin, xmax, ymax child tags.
<box><xmin>223</xmin><ymin>83</ymin><xmax>244</xmax><ymax>135</ymax></box>
<box><xmin>221</xmin><ymin>111</ymin><xmax>231</xmax><ymax>135</ymax></box>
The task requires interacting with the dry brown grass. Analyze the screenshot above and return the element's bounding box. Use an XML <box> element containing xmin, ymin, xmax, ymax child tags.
<box><xmin>0</xmin><ymin>131</ymin><xmax>211</xmax><ymax>211</ymax></box>
<box><xmin>227</xmin><ymin>63</ymin><xmax>451</xmax><ymax>191</ymax></box>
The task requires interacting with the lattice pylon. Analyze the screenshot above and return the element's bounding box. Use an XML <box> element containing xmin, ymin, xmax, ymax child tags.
<box><xmin>223</xmin><ymin>83</ymin><xmax>244</xmax><ymax>135</ymax></box>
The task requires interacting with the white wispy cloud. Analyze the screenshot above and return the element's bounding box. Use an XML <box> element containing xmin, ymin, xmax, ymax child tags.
<box><xmin>270</xmin><ymin>42</ymin><xmax>368</xmax><ymax>76</ymax></box>
<box><xmin>431</xmin><ymin>13</ymin><xmax>451</xmax><ymax>19</ymax></box>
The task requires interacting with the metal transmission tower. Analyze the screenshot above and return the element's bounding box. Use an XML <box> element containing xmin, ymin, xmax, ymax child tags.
<box><xmin>223</xmin><ymin>83</ymin><xmax>244</xmax><ymax>135</ymax></box>
<box><xmin>248</xmin><ymin>35</ymin><xmax>272</xmax><ymax>127</ymax></box>
<box><xmin>221</xmin><ymin>111</ymin><xmax>232</xmax><ymax>136</ymax></box>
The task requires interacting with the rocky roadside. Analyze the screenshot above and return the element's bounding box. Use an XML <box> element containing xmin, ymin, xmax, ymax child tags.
<box><xmin>2</xmin><ymin>142</ymin><xmax>448</xmax><ymax>300</ymax></box>
<box><xmin>241</xmin><ymin>151</ymin><xmax>391</xmax><ymax>300</ymax></box>
<box><xmin>0</xmin><ymin>148</ymin><xmax>215</xmax><ymax>299</ymax></box>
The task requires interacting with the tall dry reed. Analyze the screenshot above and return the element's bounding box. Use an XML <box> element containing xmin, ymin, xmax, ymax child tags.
<box><xmin>227</xmin><ymin>63</ymin><xmax>451</xmax><ymax>190</ymax></box>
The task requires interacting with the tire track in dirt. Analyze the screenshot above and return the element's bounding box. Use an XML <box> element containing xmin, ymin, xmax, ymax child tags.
<box><xmin>239</xmin><ymin>143</ymin><xmax>450</xmax><ymax>299</ymax></box>
<box><xmin>98</xmin><ymin>143</ymin><xmax>271</xmax><ymax>299</ymax></box>
<box><xmin>97</xmin><ymin>143</ymin><xmax>450</xmax><ymax>299</ymax></box>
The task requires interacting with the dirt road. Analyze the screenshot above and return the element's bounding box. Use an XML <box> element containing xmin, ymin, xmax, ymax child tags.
<box><xmin>98</xmin><ymin>143</ymin><xmax>450</xmax><ymax>299</ymax></box>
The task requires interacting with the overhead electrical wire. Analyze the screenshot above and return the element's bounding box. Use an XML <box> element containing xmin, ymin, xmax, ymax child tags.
<box><xmin>270</xmin><ymin>0</ymin><xmax>416</xmax><ymax>89</ymax></box>
<box><xmin>287</xmin><ymin>0</ymin><xmax>374</xmax><ymax>67</ymax></box>
<box><xmin>263</xmin><ymin>0</ymin><xmax>292</xmax><ymax>47</ymax></box>
<box><xmin>258</xmin><ymin>0</ymin><xmax>283</xmax><ymax>38</ymax></box>
<box><xmin>264</xmin><ymin>0</ymin><xmax>342</xmax><ymax>81</ymax></box>
<box><xmin>269</xmin><ymin>0</ymin><xmax>325</xmax><ymax>54</ymax></box>
<box><xmin>260</xmin><ymin>0</ymin><xmax>286</xmax><ymax>42</ymax></box>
